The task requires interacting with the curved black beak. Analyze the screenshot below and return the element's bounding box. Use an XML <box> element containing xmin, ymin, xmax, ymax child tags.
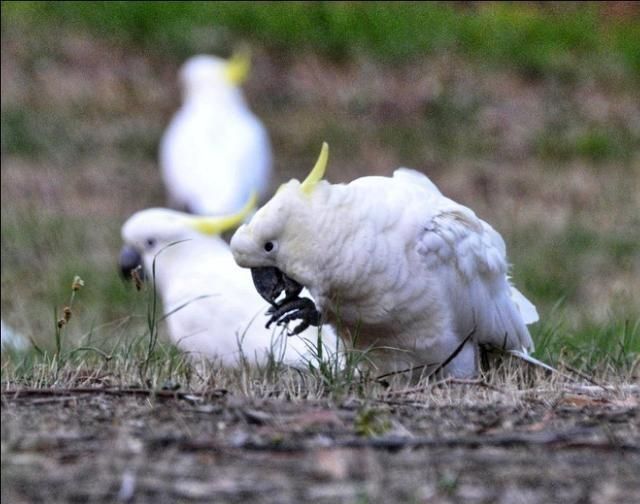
<box><xmin>251</xmin><ymin>267</ymin><xmax>284</xmax><ymax>305</ymax></box>
<box><xmin>119</xmin><ymin>245</ymin><xmax>144</xmax><ymax>281</ymax></box>
<box><xmin>250</xmin><ymin>267</ymin><xmax>303</xmax><ymax>305</ymax></box>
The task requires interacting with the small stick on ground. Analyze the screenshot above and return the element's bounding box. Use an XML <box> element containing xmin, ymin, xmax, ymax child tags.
<box><xmin>375</xmin><ymin>326</ymin><xmax>477</xmax><ymax>384</ymax></box>
<box><xmin>559</xmin><ymin>361</ymin><xmax>607</xmax><ymax>391</ymax></box>
<box><xmin>2</xmin><ymin>387</ymin><xmax>228</xmax><ymax>402</ymax></box>
<box><xmin>386</xmin><ymin>377</ymin><xmax>506</xmax><ymax>398</ymax></box>
<box><xmin>149</xmin><ymin>427</ymin><xmax>640</xmax><ymax>453</ymax></box>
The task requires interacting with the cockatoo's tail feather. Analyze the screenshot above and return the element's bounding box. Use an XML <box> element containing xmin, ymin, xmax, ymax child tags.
<box><xmin>510</xmin><ymin>286</ymin><xmax>539</xmax><ymax>325</ymax></box>
<box><xmin>190</xmin><ymin>192</ymin><xmax>257</xmax><ymax>235</ymax></box>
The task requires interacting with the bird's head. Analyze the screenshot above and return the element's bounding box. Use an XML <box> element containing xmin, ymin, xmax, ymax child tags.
<box><xmin>230</xmin><ymin>143</ymin><xmax>331</xmax><ymax>303</ymax></box>
<box><xmin>119</xmin><ymin>194</ymin><xmax>256</xmax><ymax>283</ymax></box>
<box><xmin>179</xmin><ymin>48</ymin><xmax>251</xmax><ymax>101</ymax></box>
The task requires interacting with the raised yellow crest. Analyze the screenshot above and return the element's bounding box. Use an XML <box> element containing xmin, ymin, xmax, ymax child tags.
<box><xmin>224</xmin><ymin>46</ymin><xmax>251</xmax><ymax>85</ymax></box>
<box><xmin>190</xmin><ymin>192</ymin><xmax>257</xmax><ymax>235</ymax></box>
<box><xmin>300</xmin><ymin>142</ymin><xmax>329</xmax><ymax>196</ymax></box>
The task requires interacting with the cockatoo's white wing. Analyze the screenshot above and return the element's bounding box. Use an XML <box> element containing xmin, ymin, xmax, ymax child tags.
<box><xmin>160</xmin><ymin>105</ymin><xmax>271</xmax><ymax>215</ymax></box>
<box><xmin>416</xmin><ymin>196</ymin><xmax>535</xmax><ymax>352</ymax></box>
<box><xmin>393</xmin><ymin>168</ymin><xmax>443</xmax><ymax>196</ymax></box>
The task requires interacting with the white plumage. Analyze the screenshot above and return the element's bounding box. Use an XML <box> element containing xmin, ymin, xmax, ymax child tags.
<box><xmin>120</xmin><ymin>208</ymin><xmax>334</xmax><ymax>366</ymax></box>
<box><xmin>1</xmin><ymin>319</ymin><xmax>29</xmax><ymax>353</ymax></box>
<box><xmin>230</xmin><ymin>145</ymin><xmax>539</xmax><ymax>377</ymax></box>
<box><xmin>160</xmin><ymin>54</ymin><xmax>272</xmax><ymax>215</ymax></box>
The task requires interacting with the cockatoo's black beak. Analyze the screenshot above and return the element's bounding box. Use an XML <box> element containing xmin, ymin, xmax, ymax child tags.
<box><xmin>251</xmin><ymin>267</ymin><xmax>284</xmax><ymax>304</ymax></box>
<box><xmin>250</xmin><ymin>267</ymin><xmax>304</xmax><ymax>305</ymax></box>
<box><xmin>250</xmin><ymin>266</ymin><xmax>321</xmax><ymax>335</ymax></box>
<box><xmin>118</xmin><ymin>245</ymin><xmax>144</xmax><ymax>281</ymax></box>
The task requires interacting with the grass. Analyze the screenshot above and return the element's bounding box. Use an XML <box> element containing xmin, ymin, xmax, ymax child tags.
<box><xmin>2</xmin><ymin>259</ymin><xmax>637</xmax><ymax>395</ymax></box>
<box><xmin>3</xmin><ymin>311</ymin><xmax>637</xmax><ymax>399</ymax></box>
<box><xmin>3</xmin><ymin>2</ymin><xmax>639</xmax><ymax>79</ymax></box>
<box><xmin>0</xmin><ymin>209</ymin><xmax>143</xmax><ymax>342</ymax></box>
<box><xmin>3</xmin><ymin>322</ymin><xmax>637</xmax><ymax>401</ymax></box>
<box><xmin>532</xmin><ymin>308</ymin><xmax>639</xmax><ymax>375</ymax></box>
<box><xmin>513</xmin><ymin>223</ymin><xmax>637</xmax><ymax>303</ymax></box>
<box><xmin>3</xmin><ymin>232</ymin><xmax>634</xmax><ymax>394</ymax></box>
<box><xmin>535</xmin><ymin>123</ymin><xmax>639</xmax><ymax>162</ymax></box>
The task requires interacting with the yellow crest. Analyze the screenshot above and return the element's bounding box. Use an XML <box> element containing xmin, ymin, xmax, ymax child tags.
<box><xmin>300</xmin><ymin>142</ymin><xmax>329</xmax><ymax>196</ymax></box>
<box><xmin>190</xmin><ymin>192</ymin><xmax>257</xmax><ymax>235</ymax></box>
<box><xmin>224</xmin><ymin>46</ymin><xmax>251</xmax><ymax>85</ymax></box>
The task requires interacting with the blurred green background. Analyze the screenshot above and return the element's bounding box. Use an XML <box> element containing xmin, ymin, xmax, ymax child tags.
<box><xmin>1</xmin><ymin>1</ymin><xmax>638</xmax><ymax>368</ymax></box>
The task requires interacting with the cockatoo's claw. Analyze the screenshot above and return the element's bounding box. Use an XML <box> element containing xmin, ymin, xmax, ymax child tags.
<box><xmin>264</xmin><ymin>297</ymin><xmax>321</xmax><ymax>334</ymax></box>
<box><xmin>282</xmin><ymin>274</ymin><xmax>304</xmax><ymax>301</ymax></box>
<box><xmin>253</xmin><ymin>267</ymin><xmax>317</xmax><ymax>333</ymax></box>
<box><xmin>279</xmin><ymin>312</ymin><xmax>313</xmax><ymax>336</ymax></box>
<box><xmin>288</xmin><ymin>319</ymin><xmax>311</xmax><ymax>336</ymax></box>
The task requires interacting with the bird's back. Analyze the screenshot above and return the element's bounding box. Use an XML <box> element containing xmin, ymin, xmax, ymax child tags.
<box><xmin>327</xmin><ymin>169</ymin><xmax>536</xmax><ymax>362</ymax></box>
<box><xmin>399</xmin><ymin>169</ymin><xmax>536</xmax><ymax>353</ymax></box>
<box><xmin>160</xmin><ymin>100</ymin><xmax>272</xmax><ymax>215</ymax></box>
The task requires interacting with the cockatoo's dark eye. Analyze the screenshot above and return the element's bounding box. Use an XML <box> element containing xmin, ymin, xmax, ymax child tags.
<box><xmin>264</xmin><ymin>241</ymin><xmax>274</xmax><ymax>252</ymax></box>
<box><xmin>145</xmin><ymin>238</ymin><xmax>156</xmax><ymax>249</ymax></box>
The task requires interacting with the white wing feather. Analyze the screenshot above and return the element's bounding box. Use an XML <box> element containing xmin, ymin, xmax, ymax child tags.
<box><xmin>416</xmin><ymin>191</ymin><xmax>536</xmax><ymax>352</ymax></box>
<box><xmin>393</xmin><ymin>168</ymin><xmax>443</xmax><ymax>196</ymax></box>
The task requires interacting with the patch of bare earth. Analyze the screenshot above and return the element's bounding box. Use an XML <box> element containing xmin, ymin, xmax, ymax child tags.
<box><xmin>2</xmin><ymin>383</ymin><xmax>638</xmax><ymax>503</ymax></box>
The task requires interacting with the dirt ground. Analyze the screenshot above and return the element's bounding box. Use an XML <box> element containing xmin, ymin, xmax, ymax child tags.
<box><xmin>2</xmin><ymin>382</ymin><xmax>638</xmax><ymax>504</ymax></box>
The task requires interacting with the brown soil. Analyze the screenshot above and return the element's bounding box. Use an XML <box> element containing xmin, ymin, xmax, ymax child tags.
<box><xmin>2</xmin><ymin>385</ymin><xmax>638</xmax><ymax>503</ymax></box>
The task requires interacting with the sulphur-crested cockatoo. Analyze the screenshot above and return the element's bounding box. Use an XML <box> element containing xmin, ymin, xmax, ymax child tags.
<box><xmin>119</xmin><ymin>198</ymin><xmax>334</xmax><ymax>366</ymax></box>
<box><xmin>1</xmin><ymin>319</ymin><xmax>29</xmax><ymax>353</ymax></box>
<box><xmin>160</xmin><ymin>49</ymin><xmax>272</xmax><ymax>215</ymax></box>
<box><xmin>230</xmin><ymin>143</ymin><xmax>540</xmax><ymax>377</ymax></box>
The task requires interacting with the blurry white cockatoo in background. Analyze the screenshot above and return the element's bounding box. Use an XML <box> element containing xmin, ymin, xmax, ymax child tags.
<box><xmin>118</xmin><ymin>199</ymin><xmax>335</xmax><ymax>367</ymax></box>
<box><xmin>160</xmin><ymin>49</ymin><xmax>272</xmax><ymax>215</ymax></box>
<box><xmin>1</xmin><ymin>319</ymin><xmax>29</xmax><ymax>353</ymax></box>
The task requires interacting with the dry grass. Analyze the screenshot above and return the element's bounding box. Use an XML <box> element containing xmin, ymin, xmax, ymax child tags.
<box><xmin>2</xmin><ymin>352</ymin><xmax>639</xmax><ymax>503</ymax></box>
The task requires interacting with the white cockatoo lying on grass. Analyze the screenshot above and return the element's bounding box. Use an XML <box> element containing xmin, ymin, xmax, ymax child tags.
<box><xmin>160</xmin><ymin>49</ymin><xmax>272</xmax><ymax>215</ymax></box>
<box><xmin>230</xmin><ymin>143</ymin><xmax>540</xmax><ymax>378</ymax></box>
<box><xmin>119</xmin><ymin>198</ymin><xmax>334</xmax><ymax>367</ymax></box>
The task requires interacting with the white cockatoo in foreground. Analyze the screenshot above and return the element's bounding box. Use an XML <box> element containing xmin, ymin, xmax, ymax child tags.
<box><xmin>160</xmin><ymin>49</ymin><xmax>272</xmax><ymax>215</ymax></box>
<box><xmin>230</xmin><ymin>143</ymin><xmax>540</xmax><ymax>378</ymax></box>
<box><xmin>119</xmin><ymin>198</ymin><xmax>334</xmax><ymax>367</ymax></box>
